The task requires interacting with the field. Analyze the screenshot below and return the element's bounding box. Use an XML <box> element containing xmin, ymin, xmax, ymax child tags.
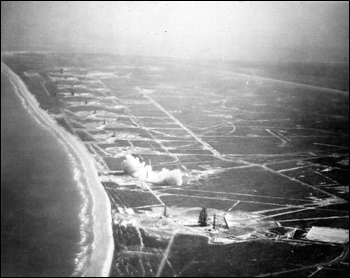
<box><xmin>2</xmin><ymin>52</ymin><xmax>348</xmax><ymax>277</ymax></box>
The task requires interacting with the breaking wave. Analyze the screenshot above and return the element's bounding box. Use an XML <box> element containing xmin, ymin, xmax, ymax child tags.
<box><xmin>2</xmin><ymin>62</ymin><xmax>96</xmax><ymax>277</ymax></box>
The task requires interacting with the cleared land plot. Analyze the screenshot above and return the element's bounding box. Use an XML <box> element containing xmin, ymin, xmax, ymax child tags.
<box><xmin>131</xmin><ymin>109</ymin><xmax>168</xmax><ymax>117</ymax></box>
<box><xmin>160</xmin><ymin>195</ymin><xmax>236</xmax><ymax>211</ymax></box>
<box><xmin>103</xmin><ymin>157</ymin><xmax>125</xmax><ymax>171</ymax></box>
<box><xmin>321</xmin><ymin>186</ymin><xmax>349</xmax><ymax>201</ymax></box>
<box><xmin>21</xmin><ymin>77</ymin><xmax>58</xmax><ymax>110</ymax></box>
<box><xmin>159</xmin><ymin>188</ymin><xmax>313</xmax><ymax>206</ymax></box>
<box><xmin>205</xmin><ymin>137</ymin><xmax>283</xmax><ymax>155</ymax></box>
<box><xmin>66</xmin><ymin>105</ymin><xmax>126</xmax><ymax>115</ymax></box>
<box><xmin>181</xmin><ymin>155</ymin><xmax>245</xmax><ymax>168</ymax></box>
<box><xmin>281</xmin><ymin>168</ymin><xmax>339</xmax><ymax>186</ymax></box>
<box><xmin>228</xmin><ymin>201</ymin><xmax>284</xmax><ymax>212</ymax></box>
<box><xmin>166</xmin><ymin>236</ymin><xmax>342</xmax><ymax>277</ymax></box>
<box><xmin>75</xmin><ymin>129</ymin><xmax>96</xmax><ymax>141</ymax></box>
<box><xmin>205</xmin><ymin>136</ymin><xmax>348</xmax><ymax>155</ymax></box>
<box><xmin>273</xmin><ymin>208</ymin><xmax>349</xmax><ymax>221</ymax></box>
<box><xmin>139</xmin><ymin>154</ymin><xmax>179</xmax><ymax>167</ymax></box>
<box><xmin>148</xmin><ymin>128</ymin><xmax>193</xmax><ymax>137</ymax></box>
<box><xmin>190</xmin><ymin>167</ymin><xmax>328</xmax><ymax>200</ymax></box>
<box><xmin>267</xmin><ymin>160</ymin><xmax>312</xmax><ymax>172</ymax></box>
<box><xmin>321</xmin><ymin>169</ymin><xmax>349</xmax><ymax>186</ymax></box>
<box><xmin>106</xmin><ymin>188</ymin><xmax>162</xmax><ymax>208</ymax></box>
<box><xmin>103</xmin><ymin>127</ymin><xmax>153</xmax><ymax>139</ymax></box>
<box><xmin>230</xmin><ymin>154</ymin><xmax>317</xmax><ymax>165</ymax></box>
<box><xmin>278</xmin><ymin>217</ymin><xmax>349</xmax><ymax>230</ymax></box>
<box><xmin>134</xmin><ymin>117</ymin><xmax>180</xmax><ymax>127</ymax></box>
<box><xmin>161</xmin><ymin>141</ymin><xmax>206</xmax><ymax>150</ymax></box>
<box><xmin>3</xmin><ymin>53</ymin><xmax>348</xmax><ymax>278</ymax></box>
<box><xmin>308</xmin><ymin>156</ymin><xmax>349</xmax><ymax>170</ymax></box>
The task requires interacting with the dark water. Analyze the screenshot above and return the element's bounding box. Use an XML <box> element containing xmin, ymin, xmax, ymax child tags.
<box><xmin>1</xmin><ymin>73</ymin><xmax>83</xmax><ymax>277</ymax></box>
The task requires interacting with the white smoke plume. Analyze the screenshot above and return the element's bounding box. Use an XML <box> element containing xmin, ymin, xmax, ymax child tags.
<box><xmin>122</xmin><ymin>154</ymin><xmax>183</xmax><ymax>186</ymax></box>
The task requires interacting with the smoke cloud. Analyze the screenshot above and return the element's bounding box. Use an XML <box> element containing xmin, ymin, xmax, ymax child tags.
<box><xmin>122</xmin><ymin>154</ymin><xmax>183</xmax><ymax>186</ymax></box>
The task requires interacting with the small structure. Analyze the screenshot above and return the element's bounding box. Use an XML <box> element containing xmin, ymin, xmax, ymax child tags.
<box><xmin>223</xmin><ymin>216</ymin><xmax>230</xmax><ymax>230</ymax></box>
<box><xmin>306</xmin><ymin>226</ymin><xmax>349</xmax><ymax>244</ymax></box>
<box><xmin>198</xmin><ymin>208</ymin><xmax>208</xmax><ymax>227</ymax></box>
<box><xmin>163</xmin><ymin>206</ymin><xmax>168</xmax><ymax>217</ymax></box>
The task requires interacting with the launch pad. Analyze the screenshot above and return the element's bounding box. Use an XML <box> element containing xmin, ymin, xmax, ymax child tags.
<box><xmin>113</xmin><ymin>206</ymin><xmax>279</xmax><ymax>244</ymax></box>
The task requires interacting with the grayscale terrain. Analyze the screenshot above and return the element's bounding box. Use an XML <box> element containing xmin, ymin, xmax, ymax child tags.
<box><xmin>1</xmin><ymin>2</ymin><xmax>348</xmax><ymax>277</ymax></box>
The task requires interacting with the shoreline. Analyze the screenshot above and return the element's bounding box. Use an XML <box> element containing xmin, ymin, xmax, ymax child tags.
<box><xmin>1</xmin><ymin>61</ymin><xmax>114</xmax><ymax>277</ymax></box>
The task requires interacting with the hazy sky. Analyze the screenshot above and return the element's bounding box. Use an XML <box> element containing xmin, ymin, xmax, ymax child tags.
<box><xmin>1</xmin><ymin>1</ymin><xmax>349</xmax><ymax>62</ymax></box>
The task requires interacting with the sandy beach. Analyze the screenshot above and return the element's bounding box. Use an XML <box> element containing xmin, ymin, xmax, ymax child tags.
<box><xmin>1</xmin><ymin>61</ymin><xmax>114</xmax><ymax>277</ymax></box>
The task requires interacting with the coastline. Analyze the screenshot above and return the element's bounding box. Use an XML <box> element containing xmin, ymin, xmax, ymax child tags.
<box><xmin>1</xmin><ymin>61</ymin><xmax>114</xmax><ymax>277</ymax></box>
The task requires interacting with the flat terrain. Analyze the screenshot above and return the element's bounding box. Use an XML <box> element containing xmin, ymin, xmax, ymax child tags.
<box><xmin>2</xmin><ymin>53</ymin><xmax>349</xmax><ymax>277</ymax></box>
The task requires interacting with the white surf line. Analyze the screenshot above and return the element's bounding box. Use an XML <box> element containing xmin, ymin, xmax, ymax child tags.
<box><xmin>278</xmin><ymin>216</ymin><xmax>349</xmax><ymax>222</ymax></box>
<box><xmin>136</xmin><ymin>87</ymin><xmax>226</xmax><ymax>160</ymax></box>
<box><xmin>156</xmin><ymin>231</ymin><xmax>177</xmax><ymax>277</ymax></box>
<box><xmin>2</xmin><ymin>62</ymin><xmax>114</xmax><ymax>277</ymax></box>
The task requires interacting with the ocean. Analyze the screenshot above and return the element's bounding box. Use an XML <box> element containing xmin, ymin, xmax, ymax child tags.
<box><xmin>1</xmin><ymin>71</ymin><xmax>90</xmax><ymax>277</ymax></box>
